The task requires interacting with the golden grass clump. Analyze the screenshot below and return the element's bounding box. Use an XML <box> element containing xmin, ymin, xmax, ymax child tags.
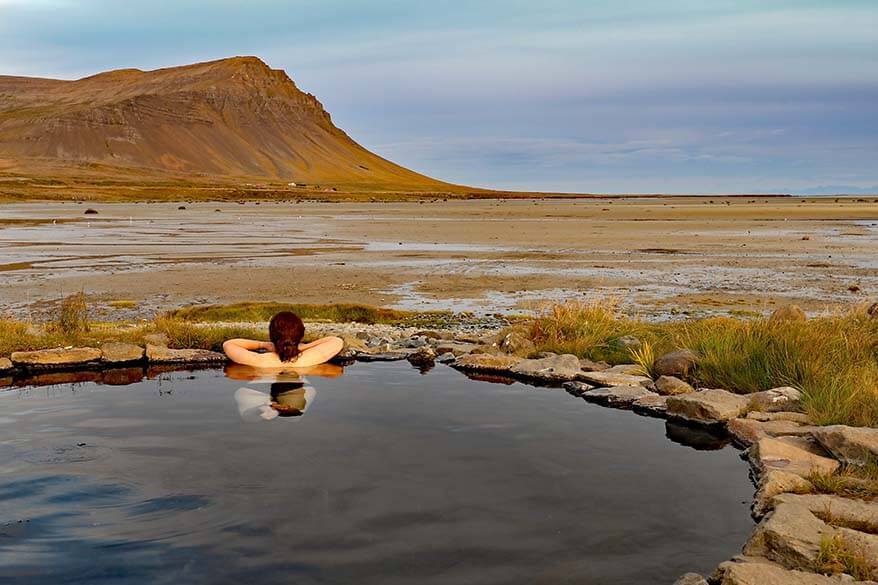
<box><xmin>55</xmin><ymin>292</ymin><xmax>89</xmax><ymax>335</ymax></box>
<box><xmin>629</xmin><ymin>340</ymin><xmax>656</xmax><ymax>378</ymax></box>
<box><xmin>808</xmin><ymin>462</ymin><xmax>878</xmax><ymax>500</ymax></box>
<box><xmin>525</xmin><ymin>300</ymin><xmax>878</xmax><ymax>427</ymax></box>
<box><xmin>148</xmin><ymin>317</ymin><xmax>266</xmax><ymax>352</ymax></box>
<box><xmin>815</xmin><ymin>534</ymin><xmax>873</xmax><ymax>581</ymax></box>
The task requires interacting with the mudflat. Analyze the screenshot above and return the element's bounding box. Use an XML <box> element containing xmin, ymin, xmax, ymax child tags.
<box><xmin>2</xmin><ymin>197</ymin><xmax>876</xmax><ymax>319</ymax></box>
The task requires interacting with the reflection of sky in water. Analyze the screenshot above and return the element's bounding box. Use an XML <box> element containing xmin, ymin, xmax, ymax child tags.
<box><xmin>0</xmin><ymin>362</ymin><xmax>753</xmax><ymax>584</ymax></box>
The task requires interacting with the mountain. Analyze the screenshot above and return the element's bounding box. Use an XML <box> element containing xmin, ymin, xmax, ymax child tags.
<box><xmin>0</xmin><ymin>56</ymin><xmax>452</xmax><ymax>191</ymax></box>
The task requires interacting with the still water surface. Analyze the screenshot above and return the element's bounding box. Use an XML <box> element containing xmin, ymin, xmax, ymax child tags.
<box><xmin>0</xmin><ymin>362</ymin><xmax>753</xmax><ymax>584</ymax></box>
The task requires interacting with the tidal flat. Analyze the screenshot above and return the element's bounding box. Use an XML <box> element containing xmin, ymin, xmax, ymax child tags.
<box><xmin>1</xmin><ymin>197</ymin><xmax>876</xmax><ymax>320</ymax></box>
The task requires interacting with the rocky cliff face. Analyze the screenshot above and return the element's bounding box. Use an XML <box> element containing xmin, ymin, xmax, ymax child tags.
<box><xmin>0</xmin><ymin>56</ymin><xmax>446</xmax><ymax>189</ymax></box>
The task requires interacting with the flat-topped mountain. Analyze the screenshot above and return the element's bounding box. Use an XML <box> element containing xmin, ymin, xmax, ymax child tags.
<box><xmin>0</xmin><ymin>57</ymin><xmax>450</xmax><ymax>190</ymax></box>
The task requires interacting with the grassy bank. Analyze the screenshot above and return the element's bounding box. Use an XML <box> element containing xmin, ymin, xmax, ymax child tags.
<box><xmin>169</xmin><ymin>302</ymin><xmax>437</xmax><ymax>325</ymax></box>
<box><xmin>0</xmin><ymin>299</ymin><xmax>453</xmax><ymax>357</ymax></box>
<box><xmin>0</xmin><ymin>317</ymin><xmax>265</xmax><ymax>356</ymax></box>
<box><xmin>521</xmin><ymin>301</ymin><xmax>878</xmax><ymax>427</ymax></box>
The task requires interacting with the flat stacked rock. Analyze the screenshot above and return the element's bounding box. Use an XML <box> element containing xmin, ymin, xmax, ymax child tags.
<box><xmin>578</xmin><ymin>370</ymin><xmax>652</xmax><ymax>387</ymax></box>
<box><xmin>812</xmin><ymin>425</ymin><xmax>878</xmax><ymax>466</ymax></box>
<box><xmin>145</xmin><ymin>344</ymin><xmax>226</xmax><ymax>364</ymax></box>
<box><xmin>581</xmin><ymin>385</ymin><xmax>657</xmax><ymax>408</ymax></box>
<box><xmin>666</xmin><ymin>388</ymin><xmax>751</xmax><ymax>426</ymax></box>
<box><xmin>11</xmin><ymin>347</ymin><xmax>102</xmax><ymax>369</ymax></box>
<box><xmin>100</xmin><ymin>342</ymin><xmax>145</xmax><ymax>364</ymax></box>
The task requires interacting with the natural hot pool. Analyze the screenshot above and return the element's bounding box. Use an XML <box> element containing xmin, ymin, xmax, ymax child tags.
<box><xmin>0</xmin><ymin>361</ymin><xmax>754</xmax><ymax>584</ymax></box>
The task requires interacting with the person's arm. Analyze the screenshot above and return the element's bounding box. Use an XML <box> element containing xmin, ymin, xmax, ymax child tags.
<box><xmin>224</xmin><ymin>338</ymin><xmax>275</xmax><ymax>351</ymax></box>
<box><xmin>223</xmin><ymin>338</ymin><xmax>279</xmax><ymax>367</ymax></box>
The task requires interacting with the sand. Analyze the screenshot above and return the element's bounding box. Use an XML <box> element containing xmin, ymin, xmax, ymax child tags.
<box><xmin>2</xmin><ymin>197</ymin><xmax>877</xmax><ymax>320</ymax></box>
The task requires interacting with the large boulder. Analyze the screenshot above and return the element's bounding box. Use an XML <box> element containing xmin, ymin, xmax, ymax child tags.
<box><xmin>673</xmin><ymin>574</ymin><xmax>708</xmax><ymax>585</ymax></box>
<box><xmin>713</xmin><ymin>556</ymin><xmax>869</xmax><ymax>585</ymax></box>
<box><xmin>578</xmin><ymin>370</ymin><xmax>652</xmax><ymax>387</ymax></box>
<box><xmin>100</xmin><ymin>342</ymin><xmax>145</xmax><ymax>364</ymax></box>
<box><xmin>581</xmin><ymin>385</ymin><xmax>657</xmax><ymax>408</ymax></box>
<box><xmin>749</xmin><ymin>386</ymin><xmax>804</xmax><ymax>413</ymax></box>
<box><xmin>744</xmin><ymin>501</ymin><xmax>831</xmax><ymax>571</ymax></box>
<box><xmin>655</xmin><ymin>375</ymin><xmax>694</xmax><ymax>395</ymax></box>
<box><xmin>0</xmin><ymin>357</ymin><xmax>12</xmax><ymax>372</ymax></box>
<box><xmin>407</xmin><ymin>346</ymin><xmax>436</xmax><ymax>368</ymax></box>
<box><xmin>11</xmin><ymin>347</ymin><xmax>102</xmax><ymax>369</ymax></box>
<box><xmin>770</xmin><ymin>304</ymin><xmax>807</xmax><ymax>323</ymax></box>
<box><xmin>145</xmin><ymin>344</ymin><xmax>226</xmax><ymax>364</ymax></box>
<box><xmin>509</xmin><ymin>353</ymin><xmax>582</xmax><ymax>382</ymax></box>
<box><xmin>728</xmin><ymin>417</ymin><xmax>813</xmax><ymax>447</ymax></box>
<box><xmin>666</xmin><ymin>388</ymin><xmax>750</xmax><ymax>425</ymax></box>
<box><xmin>812</xmin><ymin>425</ymin><xmax>878</xmax><ymax>466</ymax></box>
<box><xmin>752</xmin><ymin>469</ymin><xmax>814</xmax><ymax>518</ymax></box>
<box><xmin>653</xmin><ymin>349</ymin><xmax>698</xmax><ymax>378</ymax></box>
<box><xmin>749</xmin><ymin>436</ymin><xmax>839</xmax><ymax>479</ymax></box>
<box><xmin>452</xmin><ymin>353</ymin><xmax>521</xmax><ymax>374</ymax></box>
<box><xmin>772</xmin><ymin>493</ymin><xmax>878</xmax><ymax>534</ymax></box>
<box><xmin>612</xmin><ymin>335</ymin><xmax>641</xmax><ymax>350</ymax></box>
<box><xmin>494</xmin><ymin>331</ymin><xmax>535</xmax><ymax>355</ymax></box>
<box><xmin>632</xmin><ymin>393</ymin><xmax>670</xmax><ymax>418</ymax></box>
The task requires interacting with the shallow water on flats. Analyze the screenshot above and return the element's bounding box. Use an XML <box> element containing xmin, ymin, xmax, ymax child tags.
<box><xmin>0</xmin><ymin>362</ymin><xmax>753</xmax><ymax>585</ymax></box>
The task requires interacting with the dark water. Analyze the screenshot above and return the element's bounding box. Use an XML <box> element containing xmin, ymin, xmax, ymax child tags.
<box><xmin>0</xmin><ymin>362</ymin><xmax>753</xmax><ymax>585</ymax></box>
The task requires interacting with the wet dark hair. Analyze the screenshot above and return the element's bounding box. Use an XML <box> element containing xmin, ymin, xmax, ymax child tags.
<box><xmin>269</xmin><ymin>311</ymin><xmax>305</xmax><ymax>363</ymax></box>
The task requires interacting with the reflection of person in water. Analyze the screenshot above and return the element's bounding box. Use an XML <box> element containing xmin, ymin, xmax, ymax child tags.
<box><xmin>225</xmin><ymin>362</ymin><xmax>344</xmax><ymax>381</ymax></box>
<box><xmin>268</xmin><ymin>382</ymin><xmax>312</xmax><ymax>417</ymax></box>
<box><xmin>229</xmin><ymin>362</ymin><xmax>339</xmax><ymax>422</ymax></box>
<box><xmin>234</xmin><ymin>380</ymin><xmax>317</xmax><ymax>422</ymax></box>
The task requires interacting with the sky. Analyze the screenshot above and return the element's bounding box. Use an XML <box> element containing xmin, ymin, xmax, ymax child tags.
<box><xmin>1</xmin><ymin>0</ymin><xmax>876</xmax><ymax>194</ymax></box>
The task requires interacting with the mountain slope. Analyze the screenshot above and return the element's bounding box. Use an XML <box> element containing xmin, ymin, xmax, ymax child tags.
<box><xmin>0</xmin><ymin>57</ymin><xmax>452</xmax><ymax>190</ymax></box>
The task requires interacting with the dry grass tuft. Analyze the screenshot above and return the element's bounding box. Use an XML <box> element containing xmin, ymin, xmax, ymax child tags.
<box><xmin>55</xmin><ymin>292</ymin><xmax>89</xmax><ymax>335</ymax></box>
<box><xmin>815</xmin><ymin>534</ymin><xmax>873</xmax><ymax>580</ymax></box>
<box><xmin>523</xmin><ymin>300</ymin><xmax>878</xmax><ymax>427</ymax></box>
<box><xmin>629</xmin><ymin>341</ymin><xmax>656</xmax><ymax>378</ymax></box>
<box><xmin>168</xmin><ymin>302</ymin><xmax>450</xmax><ymax>327</ymax></box>
<box><xmin>808</xmin><ymin>462</ymin><xmax>878</xmax><ymax>501</ymax></box>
